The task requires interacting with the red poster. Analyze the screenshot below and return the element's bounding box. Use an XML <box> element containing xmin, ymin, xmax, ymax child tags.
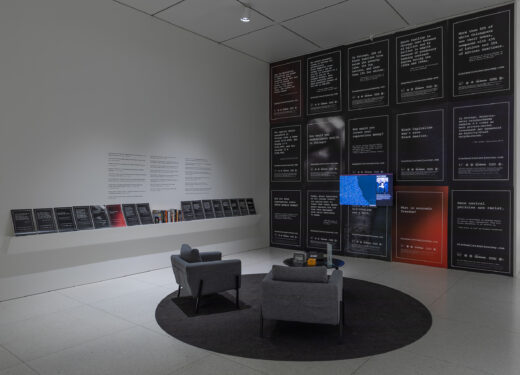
<box><xmin>393</xmin><ymin>186</ymin><xmax>448</xmax><ymax>268</ymax></box>
<box><xmin>106</xmin><ymin>204</ymin><xmax>126</xmax><ymax>228</ymax></box>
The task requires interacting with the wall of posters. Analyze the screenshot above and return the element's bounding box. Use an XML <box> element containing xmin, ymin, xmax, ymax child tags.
<box><xmin>453</xmin><ymin>101</ymin><xmax>510</xmax><ymax>181</ymax></box>
<box><xmin>268</xmin><ymin>4</ymin><xmax>514</xmax><ymax>274</ymax></box>
<box><xmin>307</xmin><ymin>50</ymin><xmax>342</xmax><ymax>115</ymax></box>
<box><xmin>393</xmin><ymin>186</ymin><xmax>448</xmax><ymax>267</ymax></box>
<box><xmin>453</xmin><ymin>9</ymin><xmax>511</xmax><ymax>97</ymax></box>
<box><xmin>397</xmin><ymin>109</ymin><xmax>444</xmax><ymax>181</ymax></box>
<box><xmin>344</xmin><ymin>206</ymin><xmax>390</xmax><ymax>260</ymax></box>
<box><xmin>270</xmin><ymin>60</ymin><xmax>302</xmax><ymax>121</ymax></box>
<box><xmin>271</xmin><ymin>125</ymin><xmax>301</xmax><ymax>182</ymax></box>
<box><xmin>307</xmin><ymin>116</ymin><xmax>344</xmax><ymax>181</ymax></box>
<box><xmin>348</xmin><ymin>115</ymin><xmax>389</xmax><ymax>174</ymax></box>
<box><xmin>396</xmin><ymin>26</ymin><xmax>444</xmax><ymax>103</ymax></box>
<box><xmin>451</xmin><ymin>190</ymin><xmax>511</xmax><ymax>275</ymax></box>
<box><xmin>271</xmin><ymin>190</ymin><xmax>301</xmax><ymax>247</ymax></box>
<box><xmin>348</xmin><ymin>39</ymin><xmax>389</xmax><ymax>110</ymax></box>
<box><xmin>307</xmin><ymin>191</ymin><xmax>341</xmax><ymax>252</ymax></box>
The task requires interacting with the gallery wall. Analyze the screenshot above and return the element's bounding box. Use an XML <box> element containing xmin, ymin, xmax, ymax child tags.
<box><xmin>0</xmin><ymin>0</ymin><xmax>269</xmax><ymax>300</ymax></box>
<box><xmin>270</xmin><ymin>4</ymin><xmax>515</xmax><ymax>276</ymax></box>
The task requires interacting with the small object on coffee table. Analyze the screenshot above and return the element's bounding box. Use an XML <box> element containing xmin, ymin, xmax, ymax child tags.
<box><xmin>307</xmin><ymin>258</ymin><xmax>317</xmax><ymax>266</ymax></box>
<box><xmin>293</xmin><ymin>253</ymin><xmax>305</xmax><ymax>266</ymax></box>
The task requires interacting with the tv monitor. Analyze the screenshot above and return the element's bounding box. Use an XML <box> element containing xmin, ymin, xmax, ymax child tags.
<box><xmin>339</xmin><ymin>174</ymin><xmax>393</xmax><ymax>207</ymax></box>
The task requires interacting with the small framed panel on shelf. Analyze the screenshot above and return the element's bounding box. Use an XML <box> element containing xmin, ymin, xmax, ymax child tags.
<box><xmin>73</xmin><ymin>206</ymin><xmax>94</xmax><ymax>230</ymax></box>
<box><xmin>122</xmin><ymin>204</ymin><xmax>141</xmax><ymax>226</ymax></box>
<box><xmin>212</xmin><ymin>200</ymin><xmax>225</xmax><ymax>218</ymax></box>
<box><xmin>181</xmin><ymin>201</ymin><xmax>195</xmax><ymax>221</ymax></box>
<box><xmin>191</xmin><ymin>200</ymin><xmax>205</xmax><ymax>220</ymax></box>
<box><xmin>202</xmin><ymin>200</ymin><xmax>215</xmax><ymax>219</ymax></box>
<box><xmin>229</xmin><ymin>199</ymin><xmax>240</xmax><ymax>216</ymax></box>
<box><xmin>238</xmin><ymin>199</ymin><xmax>249</xmax><ymax>215</ymax></box>
<box><xmin>106</xmin><ymin>204</ymin><xmax>126</xmax><ymax>228</ymax></box>
<box><xmin>246</xmin><ymin>198</ymin><xmax>256</xmax><ymax>215</ymax></box>
<box><xmin>54</xmin><ymin>207</ymin><xmax>77</xmax><ymax>232</ymax></box>
<box><xmin>136</xmin><ymin>203</ymin><xmax>154</xmax><ymax>225</ymax></box>
<box><xmin>221</xmin><ymin>199</ymin><xmax>233</xmax><ymax>217</ymax></box>
<box><xmin>90</xmin><ymin>205</ymin><xmax>110</xmax><ymax>229</ymax></box>
<box><xmin>34</xmin><ymin>208</ymin><xmax>57</xmax><ymax>234</ymax></box>
<box><xmin>11</xmin><ymin>209</ymin><xmax>36</xmax><ymax>236</ymax></box>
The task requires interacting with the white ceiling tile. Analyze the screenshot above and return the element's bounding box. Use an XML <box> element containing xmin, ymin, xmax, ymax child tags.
<box><xmin>388</xmin><ymin>0</ymin><xmax>510</xmax><ymax>25</ymax></box>
<box><xmin>223</xmin><ymin>25</ymin><xmax>319</xmax><ymax>62</ymax></box>
<box><xmin>115</xmin><ymin>0</ymin><xmax>181</xmax><ymax>15</ymax></box>
<box><xmin>155</xmin><ymin>0</ymin><xmax>273</xmax><ymax>42</ymax></box>
<box><xmin>245</xmin><ymin>0</ymin><xmax>346</xmax><ymax>22</ymax></box>
<box><xmin>283</xmin><ymin>0</ymin><xmax>407</xmax><ymax>49</ymax></box>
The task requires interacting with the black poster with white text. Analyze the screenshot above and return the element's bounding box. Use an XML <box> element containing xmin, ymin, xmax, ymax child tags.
<box><xmin>344</xmin><ymin>206</ymin><xmax>390</xmax><ymax>260</ymax></box>
<box><xmin>271</xmin><ymin>125</ymin><xmax>301</xmax><ymax>182</ymax></box>
<box><xmin>451</xmin><ymin>190</ymin><xmax>511</xmax><ymax>274</ymax></box>
<box><xmin>271</xmin><ymin>60</ymin><xmax>302</xmax><ymax>121</ymax></box>
<box><xmin>453</xmin><ymin>9</ymin><xmax>511</xmax><ymax>96</ymax></box>
<box><xmin>271</xmin><ymin>190</ymin><xmax>301</xmax><ymax>247</ymax></box>
<box><xmin>348</xmin><ymin>115</ymin><xmax>388</xmax><ymax>174</ymax></box>
<box><xmin>307</xmin><ymin>50</ymin><xmax>342</xmax><ymax>115</ymax></box>
<box><xmin>397</xmin><ymin>109</ymin><xmax>444</xmax><ymax>181</ymax></box>
<box><xmin>307</xmin><ymin>116</ymin><xmax>344</xmax><ymax>181</ymax></box>
<box><xmin>396</xmin><ymin>26</ymin><xmax>444</xmax><ymax>103</ymax></box>
<box><xmin>348</xmin><ymin>39</ymin><xmax>389</xmax><ymax>110</ymax></box>
<box><xmin>453</xmin><ymin>102</ymin><xmax>510</xmax><ymax>181</ymax></box>
<box><xmin>307</xmin><ymin>191</ymin><xmax>340</xmax><ymax>252</ymax></box>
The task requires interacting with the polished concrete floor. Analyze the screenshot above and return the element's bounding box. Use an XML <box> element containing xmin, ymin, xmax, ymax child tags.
<box><xmin>0</xmin><ymin>247</ymin><xmax>519</xmax><ymax>375</ymax></box>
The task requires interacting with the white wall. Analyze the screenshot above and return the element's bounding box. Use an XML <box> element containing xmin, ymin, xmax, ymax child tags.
<box><xmin>0</xmin><ymin>0</ymin><xmax>269</xmax><ymax>299</ymax></box>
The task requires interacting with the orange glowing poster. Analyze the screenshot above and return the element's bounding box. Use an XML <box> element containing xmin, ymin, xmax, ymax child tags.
<box><xmin>392</xmin><ymin>186</ymin><xmax>448</xmax><ymax>268</ymax></box>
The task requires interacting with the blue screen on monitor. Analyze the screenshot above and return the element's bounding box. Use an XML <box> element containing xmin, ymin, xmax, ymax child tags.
<box><xmin>340</xmin><ymin>174</ymin><xmax>393</xmax><ymax>206</ymax></box>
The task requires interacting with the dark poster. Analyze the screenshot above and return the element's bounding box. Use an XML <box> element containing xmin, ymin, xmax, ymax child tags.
<box><xmin>106</xmin><ymin>204</ymin><xmax>126</xmax><ymax>227</ymax></box>
<box><xmin>453</xmin><ymin>102</ymin><xmax>510</xmax><ymax>181</ymax></box>
<box><xmin>348</xmin><ymin>115</ymin><xmax>389</xmax><ymax>174</ymax></box>
<box><xmin>202</xmin><ymin>200</ymin><xmax>215</xmax><ymax>219</ymax></box>
<box><xmin>307</xmin><ymin>191</ymin><xmax>341</xmax><ymax>252</ymax></box>
<box><xmin>122</xmin><ymin>204</ymin><xmax>141</xmax><ymax>226</ymax></box>
<box><xmin>451</xmin><ymin>190</ymin><xmax>511</xmax><ymax>274</ymax></box>
<box><xmin>230</xmin><ymin>199</ymin><xmax>240</xmax><ymax>216</ymax></box>
<box><xmin>34</xmin><ymin>208</ymin><xmax>57</xmax><ymax>233</ymax></box>
<box><xmin>221</xmin><ymin>200</ymin><xmax>233</xmax><ymax>217</ymax></box>
<box><xmin>246</xmin><ymin>198</ymin><xmax>256</xmax><ymax>215</ymax></box>
<box><xmin>73</xmin><ymin>206</ymin><xmax>94</xmax><ymax>230</ymax></box>
<box><xmin>396</xmin><ymin>26</ymin><xmax>444</xmax><ymax>103</ymax></box>
<box><xmin>344</xmin><ymin>206</ymin><xmax>390</xmax><ymax>260</ymax></box>
<box><xmin>90</xmin><ymin>206</ymin><xmax>110</xmax><ymax>229</ymax></box>
<box><xmin>307</xmin><ymin>116</ymin><xmax>344</xmax><ymax>181</ymax></box>
<box><xmin>453</xmin><ymin>9</ymin><xmax>511</xmax><ymax>96</ymax></box>
<box><xmin>397</xmin><ymin>109</ymin><xmax>444</xmax><ymax>181</ymax></box>
<box><xmin>271</xmin><ymin>125</ymin><xmax>301</xmax><ymax>182</ymax></box>
<box><xmin>181</xmin><ymin>201</ymin><xmax>195</xmax><ymax>221</ymax></box>
<box><xmin>136</xmin><ymin>203</ymin><xmax>154</xmax><ymax>225</ymax></box>
<box><xmin>393</xmin><ymin>186</ymin><xmax>448</xmax><ymax>268</ymax></box>
<box><xmin>271</xmin><ymin>190</ymin><xmax>301</xmax><ymax>247</ymax></box>
<box><xmin>212</xmin><ymin>200</ymin><xmax>224</xmax><ymax>218</ymax></box>
<box><xmin>11</xmin><ymin>209</ymin><xmax>36</xmax><ymax>236</ymax></box>
<box><xmin>348</xmin><ymin>39</ymin><xmax>389</xmax><ymax>110</ymax></box>
<box><xmin>54</xmin><ymin>207</ymin><xmax>77</xmax><ymax>232</ymax></box>
<box><xmin>239</xmin><ymin>199</ymin><xmax>249</xmax><ymax>215</ymax></box>
<box><xmin>191</xmin><ymin>200</ymin><xmax>205</xmax><ymax>220</ymax></box>
<box><xmin>307</xmin><ymin>50</ymin><xmax>342</xmax><ymax>115</ymax></box>
<box><xmin>270</xmin><ymin>60</ymin><xmax>301</xmax><ymax>121</ymax></box>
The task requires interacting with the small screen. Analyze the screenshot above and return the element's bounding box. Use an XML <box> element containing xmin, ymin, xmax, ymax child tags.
<box><xmin>340</xmin><ymin>174</ymin><xmax>393</xmax><ymax>206</ymax></box>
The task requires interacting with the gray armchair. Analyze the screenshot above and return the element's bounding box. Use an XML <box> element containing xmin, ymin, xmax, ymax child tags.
<box><xmin>260</xmin><ymin>265</ymin><xmax>344</xmax><ymax>339</ymax></box>
<box><xmin>171</xmin><ymin>244</ymin><xmax>241</xmax><ymax>313</ymax></box>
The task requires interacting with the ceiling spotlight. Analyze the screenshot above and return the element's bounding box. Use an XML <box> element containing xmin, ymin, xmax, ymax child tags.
<box><xmin>240</xmin><ymin>7</ymin><xmax>251</xmax><ymax>23</ymax></box>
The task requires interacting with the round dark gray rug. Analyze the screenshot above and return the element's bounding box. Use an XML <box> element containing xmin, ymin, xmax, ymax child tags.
<box><xmin>155</xmin><ymin>274</ymin><xmax>432</xmax><ymax>361</ymax></box>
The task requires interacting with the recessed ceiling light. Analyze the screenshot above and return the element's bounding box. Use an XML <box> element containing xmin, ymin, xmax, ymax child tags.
<box><xmin>240</xmin><ymin>7</ymin><xmax>251</xmax><ymax>23</ymax></box>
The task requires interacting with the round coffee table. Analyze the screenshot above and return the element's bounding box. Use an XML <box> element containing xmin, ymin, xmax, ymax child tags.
<box><xmin>283</xmin><ymin>257</ymin><xmax>345</xmax><ymax>270</ymax></box>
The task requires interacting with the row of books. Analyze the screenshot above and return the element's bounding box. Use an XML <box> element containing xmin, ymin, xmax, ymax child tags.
<box><xmin>152</xmin><ymin>209</ymin><xmax>182</xmax><ymax>223</ymax></box>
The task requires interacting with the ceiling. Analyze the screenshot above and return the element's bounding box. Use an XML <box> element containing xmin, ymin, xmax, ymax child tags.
<box><xmin>113</xmin><ymin>0</ymin><xmax>512</xmax><ymax>63</ymax></box>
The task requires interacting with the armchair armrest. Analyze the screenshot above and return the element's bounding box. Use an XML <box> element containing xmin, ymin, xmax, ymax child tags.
<box><xmin>200</xmin><ymin>251</ymin><xmax>222</xmax><ymax>262</ymax></box>
<box><xmin>185</xmin><ymin>259</ymin><xmax>241</xmax><ymax>296</ymax></box>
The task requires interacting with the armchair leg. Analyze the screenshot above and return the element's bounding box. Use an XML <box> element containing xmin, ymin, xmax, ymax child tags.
<box><xmin>259</xmin><ymin>309</ymin><xmax>263</xmax><ymax>337</ymax></box>
<box><xmin>177</xmin><ymin>285</ymin><xmax>181</xmax><ymax>298</ymax></box>
<box><xmin>195</xmin><ymin>280</ymin><xmax>203</xmax><ymax>314</ymax></box>
<box><xmin>338</xmin><ymin>301</ymin><xmax>344</xmax><ymax>343</ymax></box>
<box><xmin>235</xmin><ymin>275</ymin><xmax>240</xmax><ymax>309</ymax></box>
<box><xmin>341</xmin><ymin>300</ymin><xmax>346</xmax><ymax>326</ymax></box>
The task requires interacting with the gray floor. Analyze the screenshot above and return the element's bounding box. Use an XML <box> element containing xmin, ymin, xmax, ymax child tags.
<box><xmin>0</xmin><ymin>247</ymin><xmax>519</xmax><ymax>375</ymax></box>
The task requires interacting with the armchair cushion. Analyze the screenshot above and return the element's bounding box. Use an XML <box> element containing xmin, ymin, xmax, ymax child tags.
<box><xmin>180</xmin><ymin>244</ymin><xmax>202</xmax><ymax>263</ymax></box>
<box><xmin>272</xmin><ymin>265</ymin><xmax>328</xmax><ymax>283</ymax></box>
